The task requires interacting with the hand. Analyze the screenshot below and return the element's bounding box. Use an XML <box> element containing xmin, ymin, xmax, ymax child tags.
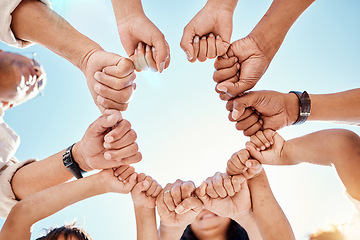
<box><xmin>195</xmin><ymin>173</ymin><xmax>251</xmax><ymax>220</ymax></box>
<box><xmin>130</xmin><ymin>42</ymin><xmax>157</xmax><ymax>72</ymax></box>
<box><xmin>214</xmin><ymin>35</ymin><xmax>271</xmax><ymax>97</ymax></box>
<box><xmin>181</xmin><ymin>1</ymin><xmax>235</xmax><ymax>62</ymax></box>
<box><xmin>225</xmin><ymin>91</ymin><xmax>299</xmax><ymax>136</ymax></box>
<box><xmin>82</xmin><ymin>49</ymin><xmax>136</xmax><ymax>112</ymax></box>
<box><xmin>156</xmin><ymin>180</ymin><xmax>203</xmax><ymax>228</ymax></box>
<box><xmin>74</xmin><ymin>110</ymin><xmax>142</xmax><ymax>171</ymax></box>
<box><xmin>226</xmin><ymin>149</ymin><xmax>263</xmax><ymax>179</ymax></box>
<box><xmin>245</xmin><ymin>130</ymin><xmax>287</xmax><ymax>165</ymax></box>
<box><xmin>97</xmin><ymin>166</ymin><xmax>137</xmax><ymax>194</ymax></box>
<box><xmin>131</xmin><ymin>173</ymin><xmax>162</xmax><ymax>209</ymax></box>
<box><xmin>117</xmin><ymin>13</ymin><xmax>170</xmax><ymax>73</ymax></box>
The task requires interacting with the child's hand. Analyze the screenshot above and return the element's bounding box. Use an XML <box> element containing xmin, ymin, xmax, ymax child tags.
<box><xmin>131</xmin><ymin>173</ymin><xmax>162</xmax><ymax>209</ymax></box>
<box><xmin>246</xmin><ymin>130</ymin><xmax>286</xmax><ymax>165</ymax></box>
<box><xmin>226</xmin><ymin>149</ymin><xmax>263</xmax><ymax>179</ymax></box>
<box><xmin>130</xmin><ymin>42</ymin><xmax>158</xmax><ymax>72</ymax></box>
<box><xmin>98</xmin><ymin>165</ymin><xmax>137</xmax><ymax>194</ymax></box>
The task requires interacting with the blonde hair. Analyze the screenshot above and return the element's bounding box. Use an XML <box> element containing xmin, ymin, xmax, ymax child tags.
<box><xmin>309</xmin><ymin>224</ymin><xmax>345</xmax><ymax>240</ymax></box>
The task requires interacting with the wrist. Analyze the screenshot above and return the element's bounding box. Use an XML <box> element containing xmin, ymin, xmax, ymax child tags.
<box><xmin>231</xmin><ymin>210</ymin><xmax>255</xmax><ymax>227</ymax></box>
<box><xmin>159</xmin><ymin>221</ymin><xmax>187</xmax><ymax>232</ymax></box>
<box><xmin>112</xmin><ymin>0</ymin><xmax>145</xmax><ymax>25</ymax></box>
<box><xmin>206</xmin><ymin>0</ymin><xmax>238</xmax><ymax>12</ymax></box>
<box><xmin>71</xmin><ymin>142</ymin><xmax>91</xmax><ymax>172</ymax></box>
<box><xmin>285</xmin><ymin>92</ymin><xmax>300</xmax><ymax>125</ymax></box>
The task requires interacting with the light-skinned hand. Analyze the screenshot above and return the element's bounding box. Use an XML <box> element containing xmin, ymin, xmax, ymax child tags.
<box><xmin>97</xmin><ymin>166</ymin><xmax>137</xmax><ymax>194</ymax></box>
<box><xmin>74</xmin><ymin>110</ymin><xmax>141</xmax><ymax>171</ymax></box>
<box><xmin>131</xmin><ymin>173</ymin><xmax>162</xmax><ymax>210</ymax></box>
<box><xmin>226</xmin><ymin>149</ymin><xmax>263</xmax><ymax>178</ymax></box>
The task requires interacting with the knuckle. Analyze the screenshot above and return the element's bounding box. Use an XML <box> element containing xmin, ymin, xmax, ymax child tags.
<box><xmin>121</xmin><ymin>58</ymin><xmax>135</xmax><ymax>71</ymax></box>
<box><xmin>121</xmin><ymin>119</ymin><xmax>132</xmax><ymax>130</ymax></box>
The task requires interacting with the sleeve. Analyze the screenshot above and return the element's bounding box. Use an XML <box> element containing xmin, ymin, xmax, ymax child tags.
<box><xmin>0</xmin><ymin>157</ymin><xmax>36</xmax><ymax>218</ymax></box>
<box><xmin>0</xmin><ymin>0</ymin><xmax>52</xmax><ymax>48</ymax></box>
<box><xmin>344</xmin><ymin>191</ymin><xmax>360</xmax><ymax>240</ymax></box>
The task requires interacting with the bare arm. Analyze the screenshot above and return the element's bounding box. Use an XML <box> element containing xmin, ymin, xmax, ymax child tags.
<box><xmin>248</xmin><ymin>170</ymin><xmax>295</xmax><ymax>240</ymax></box>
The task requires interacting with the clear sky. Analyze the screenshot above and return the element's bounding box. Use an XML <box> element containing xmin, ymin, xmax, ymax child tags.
<box><xmin>1</xmin><ymin>0</ymin><xmax>360</xmax><ymax>239</ymax></box>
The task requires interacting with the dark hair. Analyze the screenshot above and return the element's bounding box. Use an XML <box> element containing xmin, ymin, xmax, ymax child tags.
<box><xmin>181</xmin><ymin>219</ymin><xmax>249</xmax><ymax>240</ymax></box>
<box><xmin>36</xmin><ymin>223</ymin><xmax>92</xmax><ymax>240</ymax></box>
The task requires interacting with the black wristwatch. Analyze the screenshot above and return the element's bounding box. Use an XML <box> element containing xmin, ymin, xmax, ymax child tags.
<box><xmin>289</xmin><ymin>91</ymin><xmax>311</xmax><ymax>125</ymax></box>
<box><xmin>62</xmin><ymin>143</ymin><xmax>85</xmax><ymax>179</ymax></box>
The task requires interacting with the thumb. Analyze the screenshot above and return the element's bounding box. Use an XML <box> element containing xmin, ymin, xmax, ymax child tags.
<box><xmin>216</xmin><ymin>80</ymin><xmax>252</xmax><ymax>98</ymax></box>
<box><xmin>132</xmin><ymin>180</ymin><xmax>150</xmax><ymax>197</ymax></box>
<box><xmin>89</xmin><ymin>110</ymin><xmax>121</xmax><ymax>135</ymax></box>
<box><xmin>180</xmin><ymin>28</ymin><xmax>195</xmax><ymax>61</ymax></box>
<box><xmin>215</xmin><ymin>35</ymin><xmax>230</xmax><ymax>57</ymax></box>
<box><xmin>175</xmin><ymin>196</ymin><xmax>203</xmax><ymax>214</ymax></box>
<box><xmin>245</xmin><ymin>143</ymin><xmax>263</xmax><ymax>163</ymax></box>
<box><xmin>245</xmin><ymin>159</ymin><xmax>263</xmax><ymax>177</ymax></box>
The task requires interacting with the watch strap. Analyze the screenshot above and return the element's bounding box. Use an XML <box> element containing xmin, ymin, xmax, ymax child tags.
<box><xmin>289</xmin><ymin>91</ymin><xmax>311</xmax><ymax>125</ymax></box>
<box><xmin>62</xmin><ymin>143</ymin><xmax>85</xmax><ymax>179</ymax></box>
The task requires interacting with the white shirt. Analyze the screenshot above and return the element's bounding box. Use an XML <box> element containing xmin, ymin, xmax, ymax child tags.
<box><xmin>345</xmin><ymin>191</ymin><xmax>360</xmax><ymax>240</ymax></box>
<box><xmin>0</xmin><ymin>0</ymin><xmax>51</xmax><ymax>48</ymax></box>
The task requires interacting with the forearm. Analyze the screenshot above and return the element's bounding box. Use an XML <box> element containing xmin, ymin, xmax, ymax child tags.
<box><xmin>11</xmin><ymin>0</ymin><xmax>102</xmax><ymax>71</ymax></box>
<box><xmin>158</xmin><ymin>223</ymin><xmax>186</xmax><ymax>240</ymax></box>
<box><xmin>283</xmin><ymin>129</ymin><xmax>360</xmax><ymax>199</ymax></box>
<box><xmin>1</xmin><ymin>174</ymin><xmax>104</xmax><ymax>240</ymax></box>
<box><xmin>308</xmin><ymin>89</ymin><xmax>360</xmax><ymax>124</ymax></box>
<box><xmin>206</xmin><ymin>0</ymin><xmax>239</xmax><ymax>12</ymax></box>
<box><xmin>111</xmin><ymin>0</ymin><xmax>144</xmax><ymax>24</ymax></box>
<box><xmin>250</xmin><ymin>0</ymin><xmax>314</xmax><ymax>60</ymax></box>
<box><xmin>134</xmin><ymin>206</ymin><xmax>159</xmax><ymax>240</ymax></box>
<box><xmin>11</xmin><ymin>143</ymin><xmax>85</xmax><ymax>200</ymax></box>
<box><xmin>248</xmin><ymin>170</ymin><xmax>295</xmax><ymax>240</ymax></box>
<box><xmin>232</xmin><ymin>212</ymin><xmax>263</xmax><ymax>240</ymax></box>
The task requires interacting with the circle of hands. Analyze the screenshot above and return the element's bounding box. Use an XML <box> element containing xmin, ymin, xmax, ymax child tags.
<box><xmin>78</xmin><ymin>0</ymin><xmax>293</xmax><ymax>229</ymax></box>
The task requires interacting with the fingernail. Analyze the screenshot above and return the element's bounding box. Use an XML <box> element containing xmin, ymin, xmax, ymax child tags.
<box><xmin>146</xmin><ymin>45</ymin><xmax>150</xmax><ymax>52</ymax></box>
<box><xmin>257</xmin><ymin>148</ymin><xmax>261</xmax><ymax>152</ymax></box>
<box><xmin>246</xmin><ymin>161</ymin><xmax>252</xmax><ymax>167</ymax></box>
<box><xmin>265</xmin><ymin>143</ymin><xmax>270</xmax><ymax>148</ymax></box>
<box><xmin>104</xmin><ymin>152</ymin><xmax>111</xmax><ymax>160</ymax></box>
<box><xmin>94</xmin><ymin>84</ymin><xmax>101</xmax><ymax>93</ymax></box>
<box><xmin>94</xmin><ymin>72</ymin><xmax>100</xmax><ymax>80</ymax></box>
<box><xmin>152</xmin><ymin>47</ymin><xmax>156</xmax><ymax>53</ymax></box>
<box><xmin>175</xmin><ymin>205</ymin><xmax>184</xmax><ymax>214</ymax></box>
<box><xmin>107</xmin><ymin>114</ymin><xmax>116</xmax><ymax>122</ymax></box>
<box><xmin>217</xmin><ymin>85</ymin><xmax>227</xmax><ymax>92</ymax></box>
<box><xmin>259</xmin><ymin>119</ymin><xmax>263</xmax><ymax>125</ymax></box>
<box><xmin>138</xmin><ymin>42</ymin><xmax>142</xmax><ymax>49</ymax></box>
<box><xmin>159</xmin><ymin>62</ymin><xmax>165</xmax><ymax>72</ymax></box>
<box><xmin>105</xmin><ymin>135</ymin><xmax>114</xmax><ymax>142</ymax></box>
<box><xmin>216</xmin><ymin>35</ymin><xmax>221</xmax><ymax>40</ymax></box>
<box><xmin>134</xmin><ymin>49</ymin><xmax>137</xmax><ymax>55</ymax></box>
<box><xmin>236</xmin><ymin>63</ymin><xmax>240</xmax><ymax>70</ymax></box>
<box><xmin>261</xmin><ymin>146</ymin><xmax>266</xmax><ymax>150</ymax></box>
<box><xmin>201</xmin><ymin>36</ymin><xmax>206</xmax><ymax>40</ymax></box>
<box><xmin>234</xmin><ymin>57</ymin><xmax>238</xmax><ymax>63</ymax></box>
<box><xmin>97</xmin><ymin>95</ymin><xmax>104</xmax><ymax>104</ymax></box>
<box><xmin>118</xmin><ymin>176</ymin><xmax>123</xmax><ymax>181</ymax></box>
<box><xmin>232</xmin><ymin>109</ymin><xmax>239</xmax><ymax>119</ymax></box>
<box><xmin>194</xmin><ymin>36</ymin><xmax>200</xmax><ymax>43</ymax></box>
<box><xmin>186</xmin><ymin>51</ymin><xmax>192</xmax><ymax>60</ymax></box>
<box><xmin>114</xmin><ymin>172</ymin><xmax>119</xmax><ymax>177</ymax></box>
<box><xmin>270</xmin><ymin>141</ymin><xmax>274</xmax><ymax>145</ymax></box>
<box><xmin>209</xmin><ymin>33</ymin><xmax>214</xmax><ymax>38</ymax></box>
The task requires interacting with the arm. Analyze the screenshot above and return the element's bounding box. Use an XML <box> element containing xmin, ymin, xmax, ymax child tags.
<box><xmin>111</xmin><ymin>0</ymin><xmax>169</xmax><ymax>72</ymax></box>
<box><xmin>11</xmin><ymin>110</ymin><xmax>141</xmax><ymax>200</ymax></box>
<box><xmin>131</xmin><ymin>173</ymin><xmax>162</xmax><ymax>240</ymax></box>
<box><xmin>214</xmin><ymin>0</ymin><xmax>314</xmax><ymax>98</ymax></box>
<box><xmin>248</xmin><ymin>129</ymin><xmax>360</xmax><ymax>200</ymax></box>
<box><xmin>11</xmin><ymin>0</ymin><xmax>136</xmax><ymax>112</ymax></box>
<box><xmin>248</xmin><ymin>170</ymin><xmax>295</xmax><ymax>240</ymax></box>
<box><xmin>0</xmin><ymin>168</ymin><xmax>137</xmax><ymax>240</ymax></box>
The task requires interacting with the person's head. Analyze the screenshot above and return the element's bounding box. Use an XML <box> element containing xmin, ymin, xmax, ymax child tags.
<box><xmin>0</xmin><ymin>50</ymin><xmax>46</xmax><ymax>110</ymax></box>
<box><xmin>181</xmin><ymin>209</ymin><xmax>249</xmax><ymax>240</ymax></box>
<box><xmin>36</xmin><ymin>224</ymin><xmax>92</xmax><ymax>240</ymax></box>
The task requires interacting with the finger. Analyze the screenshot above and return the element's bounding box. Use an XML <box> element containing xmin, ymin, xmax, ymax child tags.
<box><xmin>94</xmin><ymin>71</ymin><xmax>135</xmax><ymax>90</ymax></box>
<box><xmin>117</xmin><ymin>152</ymin><xmax>142</xmax><ymax>165</ymax></box>
<box><xmin>228</xmin><ymin>107</ymin><xmax>254</xmax><ymax>122</ymax></box>
<box><xmin>145</xmin><ymin>45</ymin><xmax>157</xmax><ymax>71</ymax></box>
<box><xmin>245</xmin><ymin>159</ymin><xmax>263</xmax><ymax>177</ymax></box>
<box><xmin>195</xmin><ymin>181</ymin><xmax>207</xmax><ymax>198</ymax></box>
<box><xmin>250</xmin><ymin>133</ymin><xmax>266</xmax><ymax>151</ymax></box>
<box><xmin>231</xmin><ymin>174</ymin><xmax>246</xmax><ymax>192</ymax></box>
<box><xmin>163</xmin><ymin>185</ymin><xmax>176</xmax><ymax>211</ymax></box>
<box><xmin>156</xmin><ymin>189</ymin><xmax>171</xmax><ymax>215</ymax></box>
<box><xmin>213</xmin><ymin>63</ymin><xmax>239</xmax><ymax>84</ymax></box>
<box><xmin>171</xmin><ymin>181</ymin><xmax>182</xmax><ymax>206</ymax></box>
<box><xmin>207</xmin><ymin>33</ymin><xmax>216</xmax><ymax>59</ymax></box>
<box><xmin>97</xmin><ymin>95</ymin><xmax>129</xmax><ymax>111</ymax></box>
<box><xmin>113</xmin><ymin>165</ymin><xmax>132</xmax><ymax>177</ymax></box>
<box><xmin>94</xmin><ymin>83</ymin><xmax>134</xmax><ymax>104</ymax></box>
<box><xmin>243</xmin><ymin>122</ymin><xmax>262</xmax><ymax>137</ymax></box>
<box><xmin>205</xmin><ymin>177</ymin><xmax>218</xmax><ymax>198</ymax></box>
<box><xmin>151</xmin><ymin>183</ymin><xmax>163</xmax><ymax>198</ymax></box>
<box><xmin>198</xmin><ymin>36</ymin><xmax>207</xmax><ymax>62</ymax></box>
<box><xmin>175</xmin><ymin>196</ymin><xmax>203</xmax><ymax>215</ymax></box>
<box><xmin>214</xmin><ymin>56</ymin><xmax>238</xmax><ymax>71</ymax></box>
<box><xmin>246</xmin><ymin>143</ymin><xmax>263</xmax><ymax>162</ymax></box>
<box><xmin>223</xmin><ymin>174</ymin><xmax>235</xmax><ymax>197</ymax></box>
<box><xmin>219</xmin><ymin>92</ymin><xmax>234</xmax><ymax>101</ymax></box>
<box><xmin>152</xmin><ymin>33</ymin><xmax>169</xmax><ymax>73</ymax></box>
<box><xmin>104</xmin><ymin>142</ymin><xmax>139</xmax><ymax>161</ymax></box>
<box><xmin>135</xmin><ymin>42</ymin><xmax>149</xmax><ymax>71</ymax></box>
<box><xmin>263</xmin><ymin>129</ymin><xmax>276</xmax><ymax>145</ymax></box>
<box><xmin>146</xmin><ymin>177</ymin><xmax>159</xmax><ymax>196</ymax></box>
<box><xmin>164</xmin><ymin>41</ymin><xmax>170</xmax><ymax>69</ymax></box>
<box><xmin>180</xmin><ymin>26</ymin><xmax>196</xmax><ymax>61</ymax></box>
<box><xmin>190</xmin><ymin>35</ymin><xmax>200</xmax><ymax>63</ymax></box>
<box><xmin>226</xmin><ymin>160</ymin><xmax>242</xmax><ymax>176</ymax></box>
<box><xmin>90</xmin><ymin>110</ymin><xmax>121</xmax><ymax>135</ymax></box>
<box><xmin>104</xmin><ymin>129</ymin><xmax>137</xmax><ymax>150</ymax></box>
<box><xmin>102</xmin><ymin>58</ymin><xmax>135</xmax><ymax>78</ymax></box>
<box><xmin>104</xmin><ymin>119</ymin><xmax>132</xmax><ymax>144</ymax></box>
<box><xmin>123</xmin><ymin>172</ymin><xmax>138</xmax><ymax>192</ymax></box>
<box><xmin>132</xmin><ymin>179</ymin><xmax>150</xmax><ymax>197</ymax></box>
<box><xmin>137</xmin><ymin>172</ymin><xmax>147</xmax><ymax>182</ymax></box>
<box><xmin>212</xmin><ymin>172</ymin><xmax>227</xmax><ymax>198</ymax></box>
<box><xmin>117</xmin><ymin>165</ymin><xmax>136</xmax><ymax>181</ymax></box>
<box><xmin>233</xmin><ymin>110</ymin><xmax>259</xmax><ymax>127</ymax></box>
<box><xmin>181</xmin><ymin>181</ymin><xmax>196</xmax><ymax>200</ymax></box>
<box><xmin>216</xmin><ymin>35</ymin><xmax>230</xmax><ymax>57</ymax></box>
<box><xmin>255</xmin><ymin>131</ymin><xmax>271</xmax><ymax>149</ymax></box>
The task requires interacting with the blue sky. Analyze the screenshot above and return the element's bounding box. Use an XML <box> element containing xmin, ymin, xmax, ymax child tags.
<box><xmin>1</xmin><ymin>0</ymin><xmax>360</xmax><ymax>239</ymax></box>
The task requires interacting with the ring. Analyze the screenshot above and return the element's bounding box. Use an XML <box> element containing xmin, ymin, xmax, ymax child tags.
<box><xmin>164</xmin><ymin>190</ymin><xmax>171</xmax><ymax>195</ymax></box>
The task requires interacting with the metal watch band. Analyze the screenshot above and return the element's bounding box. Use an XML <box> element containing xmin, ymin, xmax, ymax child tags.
<box><xmin>289</xmin><ymin>91</ymin><xmax>311</xmax><ymax>125</ymax></box>
<box><xmin>62</xmin><ymin>143</ymin><xmax>84</xmax><ymax>179</ymax></box>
